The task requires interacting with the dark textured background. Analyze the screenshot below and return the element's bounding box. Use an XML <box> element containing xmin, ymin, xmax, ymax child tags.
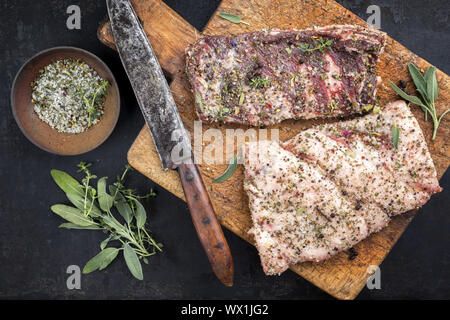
<box><xmin>0</xmin><ymin>0</ymin><xmax>448</xmax><ymax>299</ymax></box>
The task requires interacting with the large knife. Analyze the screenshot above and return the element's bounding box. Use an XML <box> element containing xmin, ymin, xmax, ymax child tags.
<box><xmin>107</xmin><ymin>0</ymin><xmax>234</xmax><ymax>286</ymax></box>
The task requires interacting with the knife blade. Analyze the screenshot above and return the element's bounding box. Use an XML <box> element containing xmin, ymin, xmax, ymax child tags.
<box><xmin>107</xmin><ymin>0</ymin><xmax>234</xmax><ymax>286</ymax></box>
<box><xmin>107</xmin><ymin>0</ymin><xmax>190</xmax><ymax>170</ymax></box>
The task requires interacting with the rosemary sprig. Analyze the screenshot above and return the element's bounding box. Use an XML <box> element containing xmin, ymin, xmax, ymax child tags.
<box><xmin>389</xmin><ymin>63</ymin><xmax>449</xmax><ymax>140</ymax></box>
<box><xmin>50</xmin><ymin>163</ymin><xmax>161</xmax><ymax>280</ymax></box>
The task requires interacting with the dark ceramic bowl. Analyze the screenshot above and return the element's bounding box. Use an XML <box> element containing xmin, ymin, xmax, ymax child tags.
<box><xmin>11</xmin><ymin>46</ymin><xmax>120</xmax><ymax>155</ymax></box>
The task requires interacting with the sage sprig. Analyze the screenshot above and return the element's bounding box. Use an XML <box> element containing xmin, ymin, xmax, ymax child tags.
<box><xmin>389</xmin><ymin>63</ymin><xmax>449</xmax><ymax>140</ymax></box>
<box><xmin>218</xmin><ymin>12</ymin><xmax>249</xmax><ymax>25</ymax></box>
<box><xmin>50</xmin><ymin>163</ymin><xmax>162</xmax><ymax>280</ymax></box>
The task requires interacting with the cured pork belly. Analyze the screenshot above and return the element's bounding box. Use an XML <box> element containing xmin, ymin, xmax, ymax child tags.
<box><xmin>243</xmin><ymin>101</ymin><xmax>441</xmax><ymax>275</ymax></box>
<box><xmin>186</xmin><ymin>25</ymin><xmax>386</xmax><ymax>126</ymax></box>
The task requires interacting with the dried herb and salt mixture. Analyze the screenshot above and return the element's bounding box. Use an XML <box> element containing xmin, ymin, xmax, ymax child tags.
<box><xmin>31</xmin><ymin>59</ymin><xmax>109</xmax><ymax>134</ymax></box>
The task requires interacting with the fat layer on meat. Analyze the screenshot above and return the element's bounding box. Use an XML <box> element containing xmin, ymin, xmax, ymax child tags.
<box><xmin>243</xmin><ymin>101</ymin><xmax>441</xmax><ymax>275</ymax></box>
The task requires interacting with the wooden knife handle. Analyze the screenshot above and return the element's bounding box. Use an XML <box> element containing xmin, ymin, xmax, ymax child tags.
<box><xmin>177</xmin><ymin>162</ymin><xmax>234</xmax><ymax>286</ymax></box>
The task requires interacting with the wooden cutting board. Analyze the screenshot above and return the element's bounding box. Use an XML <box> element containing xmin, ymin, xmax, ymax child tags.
<box><xmin>98</xmin><ymin>0</ymin><xmax>449</xmax><ymax>299</ymax></box>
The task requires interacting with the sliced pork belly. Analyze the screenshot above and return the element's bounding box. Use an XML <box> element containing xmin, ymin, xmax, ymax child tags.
<box><xmin>186</xmin><ymin>25</ymin><xmax>386</xmax><ymax>126</ymax></box>
<box><xmin>284</xmin><ymin>100</ymin><xmax>442</xmax><ymax>215</ymax></box>
<box><xmin>244</xmin><ymin>140</ymin><xmax>368</xmax><ymax>275</ymax></box>
<box><xmin>244</xmin><ymin>101</ymin><xmax>441</xmax><ymax>275</ymax></box>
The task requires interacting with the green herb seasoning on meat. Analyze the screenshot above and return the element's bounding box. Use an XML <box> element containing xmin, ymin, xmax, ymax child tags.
<box><xmin>30</xmin><ymin>59</ymin><xmax>109</xmax><ymax>134</ymax></box>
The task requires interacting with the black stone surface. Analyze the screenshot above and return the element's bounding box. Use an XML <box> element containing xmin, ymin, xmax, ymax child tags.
<box><xmin>0</xmin><ymin>0</ymin><xmax>448</xmax><ymax>299</ymax></box>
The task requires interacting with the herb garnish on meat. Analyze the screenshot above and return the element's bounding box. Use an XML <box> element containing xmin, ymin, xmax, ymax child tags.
<box><xmin>249</xmin><ymin>76</ymin><xmax>270</xmax><ymax>89</ymax></box>
<box><xmin>392</xmin><ymin>122</ymin><xmax>399</xmax><ymax>149</ymax></box>
<box><xmin>298</xmin><ymin>37</ymin><xmax>333</xmax><ymax>53</ymax></box>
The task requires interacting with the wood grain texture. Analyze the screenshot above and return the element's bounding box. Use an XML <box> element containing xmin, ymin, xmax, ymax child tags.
<box><xmin>98</xmin><ymin>0</ymin><xmax>449</xmax><ymax>299</ymax></box>
<box><xmin>177</xmin><ymin>162</ymin><xmax>234</xmax><ymax>287</ymax></box>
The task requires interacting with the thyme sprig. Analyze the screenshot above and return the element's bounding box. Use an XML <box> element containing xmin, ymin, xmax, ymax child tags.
<box><xmin>389</xmin><ymin>63</ymin><xmax>449</xmax><ymax>140</ymax></box>
<box><xmin>81</xmin><ymin>79</ymin><xmax>109</xmax><ymax>127</ymax></box>
<box><xmin>298</xmin><ymin>37</ymin><xmax>333</xmax><ymax>54</ymax></box>
<box><xmin>50</xmin><ymin>163</ymin><xmax>161</xmax><ymax>280</ymax></box>
<box><xmin>249</xmin><ymin>76</ymin><xmax>270</xmax><ymax>89</ymax></box>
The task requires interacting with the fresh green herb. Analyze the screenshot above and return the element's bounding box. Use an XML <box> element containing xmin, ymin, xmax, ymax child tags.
<box><xmin>213</xmin><ymin>154</ymin><xmax>239</xmax><ymax>183</ymax></box>
<box><xmin>195</xmin><ymin>92</ymin><xmax>204</xmax><ymax>112</ymax></box>
<box><xmin>218</xmin><ymin>12</ymin><xmax>249</xmax><ymax>25</ymax></box>
<box><xmin>51</xmin><ymin>163</ymin><xmax>162</xmax><ymax>280</ymax></box>
<box><xmin>362</xmin><ymin>104</ymin><xmax>373</xmax><ymax>112</ymax></box>
<box><xmin>83</xmin><ymin>248</ymin><xmax>119</xmax><ymax>274</ymax></box>
<box><xmin>345</xmin><ymin>150</ymin><xmax>356</xmax><ymax>158</ymax></box>
<box><xmin>298</xmin><ymin>37</ymin><xmax>333</xmax><ymax>53</ymax></box>
<box><xmin>296</xmin><ymin>207</ymin><xmax>306</xmax><ymax>215</ymax></box>
<box><xmin>83</xmin><ymin>80</ymin><xmax>109</xmax><ymax>127</ymax></box>
<box><xmin>250</xmin><ymin>76</ymin><xmax>270</xmax><ymax>89</ymax></box>
<box><xmin>239</xmin><ymin>92</ymin><xmax>245</xmax><ymax>105</ymax></box>
<box><xmin>123</xmin><ymin>243</ymin><xmax>143</xmax><ymax>280</ymax></box>
<box><xmin>285</xmin><ymin>47</ymin><xmax>292</xmax><ymax>55</ymax></box>
<box><xmin>373</xmin><ymin>104</ymin><xmax>381</xmax><ymax>114</ymax></box>
<box><xmin>389</xmin><ymin>63</ymin><xmax>449</xmax><ymax>140</ymax></box>
<box><xmin>392</xmin><ymin>122</ymin><xmax>399</xmax><ymax>150</ymax></box>
<box><xmin>290</xmin><ymin>75</ymin><xmax>296</xmax><ymax>87</ymax></box>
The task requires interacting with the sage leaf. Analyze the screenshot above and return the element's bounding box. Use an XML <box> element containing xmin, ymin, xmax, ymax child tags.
<box><xmin>424</xmin><ymin>66</ymin><xmax>438</xmax><ymax>102</ymax></box>
<box><xmin>101</xmin><ymin>215</ymin><xmax>129</xmax><ymax>238</ymax></box>
<box><xmin>213</xmin><ymin>154</ymin><xmax>238</xmax><ymax>183</ymax></box>
<box><xmin>110</xmin><ymin>186</ymin><xmax>133</xmax><ymax>224</ymax></box>
<box><xmin>66</xmin><ymin>193</ymin><xmax>101</xmax><ymax>217</ymax></box>
<box><xmin>134</xmin><ymin>200</ymin><xmax>147</xmax><ymax>229</ymax></box>
<box><xmin>392</xmin><ymin>123</ymin><xmax>400</xmax><ymax>150</ymax></box>
<box><xmin>83</xmin><ymin>248</ymin><xmax>119</xmax><ymax>274</ymax></box>
<box><xmin>100</xmin><ymin>236</ymin><xmax>112</xmax><ymax>250</ymax></box>
<box><xmin>100</xmin><ymin>235</ymin><xmax>120</xmax><ymax>250</ymax></box>
<box><xmin>123</xmin><ymin>243</ymin><xmax>143</xmax><ymax>280</ymax></box>
<box><xmin>58</xmin><ymin>222</ymin><xmax>101</xmax><ymax>230</ymax></box>
<box><xmin>218</xmin><ymin>12</ymin><xmax>249</xmax><ymax>25</ymax></box>
<box><xmin>97</xmin><ymin>177</ymin><xmax>114</xmax><ymax>212</ymax></box>
<box><xmin>407</xmin><ymin>63</ymin><xmax>428</xmax><ymax>101</ymax></box>
<box><xmin>66</xmin><ymin>193</ymin><xmax>85</xmax><ymax>210</ymax></box>
<box><xmin>51</xmin><ymin>170</ymin><xmax>84</xmax><ymax>197</ymax></box>
<box><xmin>389</xmin><ymin>81</ymin><xmax>426</xmax><ymax>108</ymax></box>
<box><xmin>51</xmin><ymin>204</ymin><xmax>95</xmax><ymax>227</ymax></box>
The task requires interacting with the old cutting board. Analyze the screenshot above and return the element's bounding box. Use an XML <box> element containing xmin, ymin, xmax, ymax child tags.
<box><xmin>98</xmin><ymin>0</ymin><xmax>449</xmax><ymax>299</ymax></box>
